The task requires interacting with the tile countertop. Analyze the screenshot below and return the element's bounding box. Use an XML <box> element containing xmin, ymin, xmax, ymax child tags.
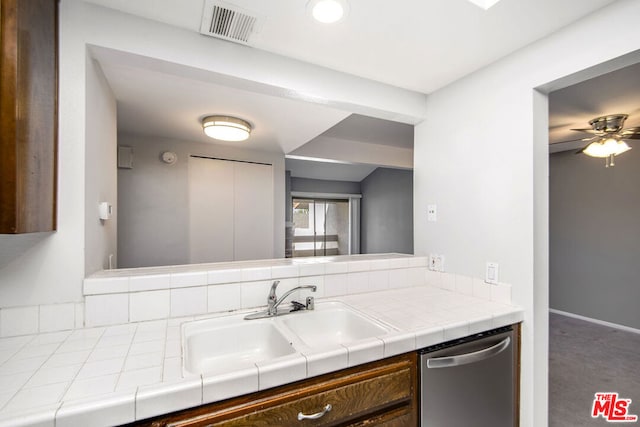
<box><xmin>0</xmin><ymin>286</ymin><xmax>523</xmax><ymax>427</ymax></box>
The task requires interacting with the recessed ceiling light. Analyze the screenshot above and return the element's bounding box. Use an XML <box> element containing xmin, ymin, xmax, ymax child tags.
<box><xmin>466</xmin><ymin>0</ymin><xmax>502</xmax><ymax>10</ymax></box>
<box><xmin>202</xmin><ymin>115</ymin><xmax>252</xmax><ymax>141</ymax></box>
<box><xmin>307</xmin><ymin>0</ymin><xmax>349</xmax><ymax>24</ymax></box>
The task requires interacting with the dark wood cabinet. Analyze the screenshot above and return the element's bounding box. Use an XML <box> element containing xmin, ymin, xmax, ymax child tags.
<box><xmin>0</xmin><ymin>0</ymin><xmax>58</xmax><ymax>233</ymax></box>
<box><xmin>131</xmin><ymin>353</ymin><xmax>418</xmax><ymax>427</ymax></box>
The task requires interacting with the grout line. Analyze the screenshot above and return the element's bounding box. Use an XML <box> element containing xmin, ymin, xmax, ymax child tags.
<box><xmin>1</xmin><ymin>331</ymin><xmax>75</xmax><ymax>413</ymax></box>
<box><xmin>254</xmin><ymin>362</ymin><xmax>260</xmax><ymax>391</ymax></box>
<box><xmin>53</xmin><ymin>400</ymin><xmax>64</xmax><ymax>427</ymax></box>
<box><xmin>159</xmin><ymin>321</ymin><xmax>169</xmax><ymax>382</ymax></box>
<box><xmin>200</xmin><ymin>374</ymin><xmax>203</xmax><ymax>405</ymax></box>
<box><xmin>57</xmin><ymin>328</ymin><xmax>108</xmax><ymax>401</ymax></box>
<box><xmin>133</xmin><ymin>386</ymin><xmax>139</xmax><ymax>420</ymax></box>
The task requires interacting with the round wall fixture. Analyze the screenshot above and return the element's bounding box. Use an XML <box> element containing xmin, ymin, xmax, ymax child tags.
<box><xmin>161</xmin><ymin>151</ymin><xmax>178</xmax><ymax>165</ymax></box>
<box><xmin>202</xmin><ymin>115</ymin><xmax>252</xmax><ymax>141</ymax></box>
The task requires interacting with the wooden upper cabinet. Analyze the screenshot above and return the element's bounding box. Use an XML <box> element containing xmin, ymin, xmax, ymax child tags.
<box><xmin>0</xmin><ymin>0</ymin><xmax>58</xmax><ymax>233</ymax></box>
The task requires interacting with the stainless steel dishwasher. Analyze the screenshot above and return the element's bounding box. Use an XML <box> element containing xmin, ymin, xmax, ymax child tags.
<box><xmin>419</xmin><ymin>326</ymin><xmax>516</xmax><ymax>427</ymax></box>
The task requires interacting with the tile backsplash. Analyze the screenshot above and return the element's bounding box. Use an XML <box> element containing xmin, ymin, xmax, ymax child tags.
<box><xmin>83</xmin><ymin>255</ymin><xmax>429</xmax><ymax>327</ymax></box>
<box><xmin>0</xmin><ymin>303</ymin><xmax>85</xmax><ymax>338</ymax></box>
<box><xmin>0</xmin><ymin>254</ymin><xmax>513</xmax><ymax>336</ymax></box>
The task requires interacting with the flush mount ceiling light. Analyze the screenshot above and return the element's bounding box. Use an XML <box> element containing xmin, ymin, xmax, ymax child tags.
<box><xmin>466</xmin><ymin>0</ymin><xmax>502</xmax><ymax>10</ymax></box>
<box><xmin>307</xmin><ymin>0</ymin><xmax>349</xmax><ymax>24</ymax></box>
<box><xmin>202</xmin><ymin>115</ymin><xmax>252</xmax><ymax>141</ymax></box>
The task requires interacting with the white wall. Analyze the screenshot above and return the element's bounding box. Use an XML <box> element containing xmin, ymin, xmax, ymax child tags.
<box><xmin>0</xmin><ymin>1</ymin><xmax>88</xmax><ymax>307</ymax></box>
<box><xmin>85</xmin><ymin>58</ymin><xmax>117</xmax><ymax>274</ymax></box>
<box><xmin>0</xmin><ymin>0</ymin><xmax>425</xmax><ymax>310</ymax></box>
<box><xmin>414</xmin><ymin>1</ymin><xmax>640</xmax><ymax>426</ymax></box>
<box><xmin>117</xmin><ymin>135</ymin><xmax>285</xmax><ymax>268</ymax></box>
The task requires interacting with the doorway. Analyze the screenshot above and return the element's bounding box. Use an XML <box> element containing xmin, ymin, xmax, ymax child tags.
<box><xmin>546</xmin><ymin>60</ymin><xmax>640</xmax><ymax>426</ymax></box>
<box><xmin>291</xmin><ymin>198</ymin><xmax>350</xmax><ymax>257</ymax></box>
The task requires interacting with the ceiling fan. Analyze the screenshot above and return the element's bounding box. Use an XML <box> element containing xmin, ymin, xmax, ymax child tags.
<box><xmin>571</xmin><ymin>114</ymin><xmax>640</xmax><ymax>167</ymax></box>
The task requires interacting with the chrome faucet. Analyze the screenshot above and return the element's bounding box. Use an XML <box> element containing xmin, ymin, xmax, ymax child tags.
<box><xmin>267</xmin><ymin>280</ymin><xmax>317</xmax><ymax>315</ymax></box>
<box><xmin>245</xmin><ymin>280</ymin><xmax>316</xmax><ymax>320</ymax></box>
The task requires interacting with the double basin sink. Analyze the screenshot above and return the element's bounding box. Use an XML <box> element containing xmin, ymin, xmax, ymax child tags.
<box><xmin>182</xmin><ymin>302</ymin><xmax>394</xmax><ymax>376</ymax></box>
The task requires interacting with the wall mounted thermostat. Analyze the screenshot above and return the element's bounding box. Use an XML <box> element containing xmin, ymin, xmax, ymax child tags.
<box><xmin>161</xmin><ymin>151</ymin><xmax>178</xmax><ymax>165</ymax></box>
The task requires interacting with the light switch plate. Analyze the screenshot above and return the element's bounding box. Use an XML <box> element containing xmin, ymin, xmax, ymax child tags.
<box><xmin>485</xmin><ymin>262</ymin><xmax>499</xmax><ymax>284</ymax></box>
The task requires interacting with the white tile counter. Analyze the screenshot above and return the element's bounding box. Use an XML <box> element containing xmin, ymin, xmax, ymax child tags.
<box><xmin>0</xmin><ymin>285</ymin><xmax>523</xmax><ymax>427</ymax></box>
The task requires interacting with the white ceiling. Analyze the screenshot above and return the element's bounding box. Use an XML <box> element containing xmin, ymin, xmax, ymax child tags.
<box><xmin>87</xmin><ymin>0</ymin><xmax>633</xmax><ymax>175</ymax></box>
<box><xmin>84</xmin><ymin>0</ymin><xmax>615</xmax><ymax>94</ymax></box>
<box><xmin>98</xmin><ymin>59</ymin><xmax>350</xmax><ymax>153</ymax></box>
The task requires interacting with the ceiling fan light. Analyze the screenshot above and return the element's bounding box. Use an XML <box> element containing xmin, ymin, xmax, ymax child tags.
<box><xmin>583</xmin><ymin>141</ymin><xmax>609</xmax><ymax>158</ymax></box>
<box><xmin>614</xmin><ymin>140</ymin><xmax>632</xmax><ymax>156</ymax></box>
<box><xmin>583</xmin><ymin>138</ymin><xmax>631</xmax><ymax>158</ymax></box>
<box><xmin>202</xmin><ymin>116</ymin><xmax>251</xmax><ymax>141</ymax></box>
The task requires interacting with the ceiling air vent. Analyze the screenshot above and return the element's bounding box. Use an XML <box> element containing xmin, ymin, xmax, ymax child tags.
<box><xmin>200</xmin><ymin>0</ymin><xmax>261</xmax><ymax>45</ymax></box>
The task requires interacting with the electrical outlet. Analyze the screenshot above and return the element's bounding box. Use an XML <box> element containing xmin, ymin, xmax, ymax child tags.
<box><xmin>429</xmin><ymin>254</ymin><xmax>445</xmax><ymax>272</ymax></box>
<box><xmin>427</xmin><ymin>204</ymin><xmax>437</xmax><ymax>222</ymax></box>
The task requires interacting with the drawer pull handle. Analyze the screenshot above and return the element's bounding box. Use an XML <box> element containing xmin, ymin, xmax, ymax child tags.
<box><xmin>297</xmin><ymin>403</ymin><xmax>332</xmax><ymax>421</ymax></box>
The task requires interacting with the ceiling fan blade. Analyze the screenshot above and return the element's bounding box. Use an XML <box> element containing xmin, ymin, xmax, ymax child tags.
<box><xmin>574</xmin><ymin>145</ymin><xmax>587</xmax><ymax>155</ymax></box>
<box><xmin>570</xmin><ymin>128</ymin><xmax>602</xmax><ymax>134</ymax></box>
<box><xmin>550</xmin><ymin>136</ymin><xmax>597</xmax><ymax>145</ymax></box>
<box><xmin>620</xmin><ymin>127</ymin><xmax>640</xmax><ymax>139</ymax></box>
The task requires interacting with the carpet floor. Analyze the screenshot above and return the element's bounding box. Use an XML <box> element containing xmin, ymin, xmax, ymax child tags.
<box><xmin>549</xmin><ymin>311</ymin><xmax>640</xmax><ymax>426</ymax></box>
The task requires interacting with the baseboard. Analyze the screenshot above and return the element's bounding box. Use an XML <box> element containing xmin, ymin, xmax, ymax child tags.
<box><xmin>549</xmin><ymin>308</ymin><xmax>640</xmax><ymax>335</ymax></box>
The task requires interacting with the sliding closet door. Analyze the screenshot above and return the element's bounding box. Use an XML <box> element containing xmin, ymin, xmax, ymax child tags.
<box><xmin>233</xmin><ymin>161</ymin><xmax>273</xmax><ymax>261</ymax></box>
<box><xmin>188</xmin><ymin>156</ymin><xmax>274</xmax><ymax>263</ymax></box>
<box><xmin>188</xmin><ymin>157</ymin><xmax>235</xmax><ymax>262</ymax></box>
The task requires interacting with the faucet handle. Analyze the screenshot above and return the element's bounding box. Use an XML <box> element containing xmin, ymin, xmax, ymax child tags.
<box><xmin>290</xmin><ymin>300</ymin><xmax>306</xmax><ymax>311</ymax></box>
<box><xmin>268</xmin><ymin>280</ymin><xmax>280</xmax><ymax>301</ymax></box>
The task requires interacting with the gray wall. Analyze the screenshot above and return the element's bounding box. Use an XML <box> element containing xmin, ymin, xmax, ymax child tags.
<box><xmin>118</xmin><ymin>134</ymin><xmax>285</xmax><ymax>268</ymax></box>
<box><xmin>291</xmin><ymin>177</ymin><xmax>361</xmax><ymax>195</ymax></box>
<box><xmin>361</xmin><ymin>168</ymin><xmax>413</xmax><ymax>254</ymax></box>
<box><xmin>550</xmin><ymin>149</ymin><xmax>640</xmax><ymax>329</ymax></box>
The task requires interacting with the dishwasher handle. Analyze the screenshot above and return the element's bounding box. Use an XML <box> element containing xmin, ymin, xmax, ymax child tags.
<box><xmin>426</xmin><ymin>336</ymin><xmax>510</xmax><ymax>369</ymax></box>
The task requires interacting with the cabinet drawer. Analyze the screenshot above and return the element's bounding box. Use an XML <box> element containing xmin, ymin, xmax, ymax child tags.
<box><xmin>347</xmin><ymin>406</ymin><xmax>414</xmax><ymax>427</ymax></box>
<box><xmin>151</xmin><ymin>354</ymin><xmax>416</xmax><ymax>427</ymax></box>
